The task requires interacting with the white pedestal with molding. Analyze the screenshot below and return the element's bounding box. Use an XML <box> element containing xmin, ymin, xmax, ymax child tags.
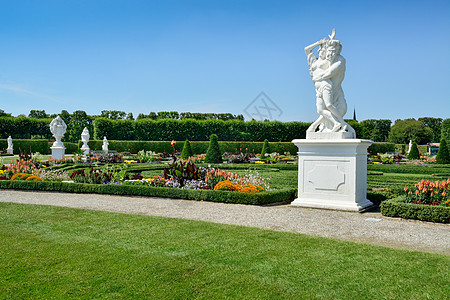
<box><xmin>291</xmin><ymin>138</ymin><xmax>374</xmax><ymax>211</ymax></box>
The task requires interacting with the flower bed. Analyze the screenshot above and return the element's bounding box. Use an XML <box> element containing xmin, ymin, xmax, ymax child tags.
<box><xmin>0</xmin><ymin>180</ymin><xmax>296</xmax><ymax>205</ymax></box>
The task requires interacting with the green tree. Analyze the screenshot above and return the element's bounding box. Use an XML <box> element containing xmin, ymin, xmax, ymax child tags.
<box><xmin>205</xmin><ymin>134</ymin><xmax>222</xmax><ymax>163</ymax></box>
<box><xmin>126</xmin><ymin>113</ymin><xmax>134</xmax><ymax>120</ymax></box>
<box><xmin>419</xmin><ymin>117</ymin><xmax>442</xmax><ymax>142</ymax></box>
<box><xmin>436</xmin><ymin>138</ymin><xmax>450</xmax><ymax>164</ymax></box>
<box><xmin>181</xmin><ymin>139</ymin><xmax>193</xmax><ymax>159</ymax></box>
<box><xmin>0</xmin><ymin>109</ymin><xmax>11</xmax><ymax>117</ymax></box>
<box><xmin>67</xmin><ymin>111</ymin><xmax>93</xmax><ymax>143</ymax></box>
<box><xmin>360</xmin><ymin>119</ymin><xmax>391</xmax><ymax>142</ymax></box>
<box><xmin>28</xmin><ymin>110</ymin><xmax>48</xmax><ymax>119</ymax></box>
<box><xmin>389</xmin><ymin>119</ymin><xmax>433</xmax><ymax>145</ymax></box>
<box><xmin>260</xmin><ymin>139</ymin><xmax>271</xmax><ymax>159</ymax></box>
<box><xmin>407</xmin><ymin>142</ymin><xmax>420</xmax><ymax>160</ymax></box>
<box><xmin>101</xmin><ymin>110</ymin><xmax>126</xmax><ymax>120</ymax></box>
<box><xmin>441</xmin><ymin>119</ymin><xmax>450</xmax><ymax>143</ymax></box>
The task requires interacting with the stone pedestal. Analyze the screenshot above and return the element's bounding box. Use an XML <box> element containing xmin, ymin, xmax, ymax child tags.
<box><xmin>6</xmin><ymin>147</ymin><xmax>13</xmax><ymax>155</ymax></box>
<box><xmin>51</xmin><ymin>138</ymin><xmax>65</xmax><ymax>160</ymax></box>
<box><xmin>291</xmin><ymin>139</ymin><xmax>374</xmax><ymax>211</ymax></box>
<box><xmin>81</xmin><ymin>144</ymin><xmax>90</xmax><ymax>155</ymax></box>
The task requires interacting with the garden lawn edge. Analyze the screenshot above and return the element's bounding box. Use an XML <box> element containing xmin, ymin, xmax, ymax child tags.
<box><xmin>0</xmin><ymin>180</ymin><xmax>296</xmax><ymax>205</ymax></box>
<box><xmin>380</xmin><ymin>196</ymin><xmax>450</xmax><ymax>223</ymax></box>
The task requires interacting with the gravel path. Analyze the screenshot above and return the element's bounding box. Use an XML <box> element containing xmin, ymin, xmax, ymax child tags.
<box><xmin>1</xmin><ymin>190</ymin><xmax>449</xmax><ymax>255</ymax></box>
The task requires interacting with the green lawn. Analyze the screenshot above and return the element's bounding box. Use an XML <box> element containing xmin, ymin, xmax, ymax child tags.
<box><xmin>1</xmin><ymin>203</ymin><xmax>448</xmax><ymax>299</ymax></box>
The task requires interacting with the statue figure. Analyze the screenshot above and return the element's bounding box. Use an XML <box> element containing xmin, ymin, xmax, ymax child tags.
<box><xmin>81</xmin><ymin>127</ymin><xmax>90</xmax><ymax>155</ymax></box>
<box><xmin>102</xmin><ymin>136</ymin><xmax>109</xmax><ymax>153</ymax></box>
<box><xmin>6</xmin><ymin>136</ymin><xmax>13</xmax><ymax>154</ymax></box>
<box><xmin>305</xmin><ymin>29</ymin><xmax>355</xmax><ymax>136</ymax></box>
<box><xmin>407</xmin><ymin>140</ymin><xmax>413</xmax><ymax>154</ymax></box>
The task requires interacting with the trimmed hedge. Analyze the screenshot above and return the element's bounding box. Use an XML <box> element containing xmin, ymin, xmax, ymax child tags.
<box><xmin>367</xmin><ymin>142</ymin><xmax>395</xmax><ymax>155</ymax></box>
<box><xmin>93</xmin><ymin>118</ymin><xmax>310</xmax><ymax>142</ymax></box>
<box><xmin>380</xmin><ymin>196</ymin><xmax>450</xmax><ymax>223</ymax></box>
<box><xmin>0</xmin><ymin>180</ymin><xmax>296</xmax><ymax>205</ymax></box>
<box><xmin>0</xmin><ymin>139</ymin><xmax>50</xmax><ymax>154</ymax></box>
<box><xmin>77</xmin><ymin>140</ymin><xmax>298</xmax><ymax>155</ymax></box>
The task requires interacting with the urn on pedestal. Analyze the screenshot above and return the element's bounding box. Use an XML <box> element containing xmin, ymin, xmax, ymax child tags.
<box><xmin>49</xmin><ymin>116</ymin><xmax>67</xmax><ymax>160</ymax></box>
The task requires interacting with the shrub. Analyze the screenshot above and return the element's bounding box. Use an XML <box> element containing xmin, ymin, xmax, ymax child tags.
<box><xmin>181</xmin><ymin>139</ymin><xmax>193</xmax><ymax>159</ymax></box>
<box><xmin>436</xmin><ymin>139</ymin><xmax>450</xmax><ymax>164</ymax></box>
<box><xmin>0</xmin><ymin>180</ymin><xmax>296</xmax><ymax>205</ymax></box>
<box><xmin>380</xmin><ymin>196</ymin><xmax>450</xmax><ymax>223</ymax></box>
<box><xmin>239</xmin><ymin>184</ymin><xmax>264</xmax><ymax>193</ymax></box>
<box><xmin>367</xmin><ymin>143</ymin><xmax>395</xmax><ymax>155</ymax></box>
<box><xmin>389</xmin><ymin>118</ymin><xmax>433</xmax><ymax>145</ymax></box>
<box><xmin>260</xmin><ymin>139</ymin><xmax>271</xmax><ymax>159</ymax></box>
<box><xmin>407</xmin><ymin>142</ymin><xmax>420</xmax><ymax>160</ymax></box>
<box><xmin>205</xmin><ymin>134</ymin><xmax>222</xmax><ymax>163</ymax></box>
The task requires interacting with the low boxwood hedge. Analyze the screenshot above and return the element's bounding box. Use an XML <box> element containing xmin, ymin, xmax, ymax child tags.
<box><xmin>380</xmin><ymin>196</ymin><xmax>450</xmax><ymax>223</ymax></box>
<box><xmin>0</xmin><ymin>180</ymin><xmax>296</xmax><ymax>205</ymax></box>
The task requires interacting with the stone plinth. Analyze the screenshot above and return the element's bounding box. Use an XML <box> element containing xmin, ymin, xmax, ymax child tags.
<box><xmin>51</xmin><ymin>145</ymin><xmax>65</xmax><ymax>160</ymax></box>
<box><xmin>6</xmin><ymin>148</ymin><xmax>13</xmax><ymax>155</ymax></box>
<box><xmin>291</xmin><ymin>139</ymin><xmax>374</xmax><ymax>211</ymax></box>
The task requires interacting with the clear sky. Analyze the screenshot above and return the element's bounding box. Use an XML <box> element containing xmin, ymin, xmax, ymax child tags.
<box><xmin>1</xmin><ymin>0</ymin><xmax>449</xmax><ymax>122</ymax></box>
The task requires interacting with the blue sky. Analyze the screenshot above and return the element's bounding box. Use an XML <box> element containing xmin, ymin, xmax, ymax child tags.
<box><xmin>1</xmin><ymin>0</ymin><xmax>449</xmax><ymax>122</ymax></box>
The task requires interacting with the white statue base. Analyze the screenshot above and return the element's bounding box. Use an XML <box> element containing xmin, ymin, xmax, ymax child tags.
<box><xmin>6</xmin><ymin>148</ymin><xmax>13</xmax><ymax>155</ymax></box>
<box><xmin>81</xmin><ymin>144</ymin><xmax>90</xmax><ymax>155</ymax></box>
<box><xmin>51</xmin><ymin>144</ymin><xmax>65</xmax><ymax>160</ymax></box>
<box><xmin>291</xmin><ymin>138</ymin><xmax>374</xmax><ymax>211</ymax></box>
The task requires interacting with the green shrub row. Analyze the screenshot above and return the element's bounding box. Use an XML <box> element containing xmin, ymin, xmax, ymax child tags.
<box><xmin>367</xmin><ymin>163</ymin><xmax>450</xmax><ymax>176</ymax></box>
<box><xmin>367</xmin><ymin>143</ymin><xmax>395</xmax><ymax>155</ymax></box>
<box><xmin>380</xmin><ymin>196</ymin><xmax>450</xmax><ymax>223</ymax></box>
<box><xmin>93</xmin><ymin>118</ymin><xmax>310</xmax><ymax>142</ymax></box>
<box><xmin>78</xmin><ymin>140</ymin><xmax>298</xmax><ymax>155</ymax></box>
<box><xmin>0</xmin><ymin>180</ymin><xmax>296</xmax><ymax>205</ymax></box>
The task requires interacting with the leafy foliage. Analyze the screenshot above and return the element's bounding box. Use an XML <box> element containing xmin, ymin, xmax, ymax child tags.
<box><xmin>205</xmin><ymin>134</ymin><xmax>222</xmax><ymax>163</ymax></box>
<box><xmin>419</xmin><ymin>117</ymin><xmax>443</xmax><ymax>142</ymax></box>
<box><xmin>260</xmin><ymin>139</ymin><xmax>271</xmax><ymax>159</ymax></box>
<box><xmin>436</xmin><ymin>138</ymin><xmax>450</xmax><ymax>164</ymax></box>
<box><xmin>407</xmin><ymin>142</ymin><xmax>420</xmax><ymax>160</ymax></box>
<box><xmin>389</xmin><ymin>118</ymin><xmax>433</xmax><ymax>144</ymax></box>
<box><xmin>360</xmin><ymin>119</ymin><xmax>392</xmax><ymax>142</ymax></box>
<box><xmin>180</xmin><ymin>139</ymin><xmax>193</xmax><ymax>159</ymax></box>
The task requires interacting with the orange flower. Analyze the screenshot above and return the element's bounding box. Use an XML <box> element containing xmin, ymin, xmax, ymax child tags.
<box><xmin>404</xmin><ymin>186</ymin><xmax>408</xmax><ymax>192</ymax></box>
<box><xmin>171</xmin><ymin>140</ymin><xmax>176</xmax><ymax>146</ymax></box>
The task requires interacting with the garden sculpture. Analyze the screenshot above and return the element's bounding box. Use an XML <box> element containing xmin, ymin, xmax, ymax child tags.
<box><xmin>305</xmin><ymin>29</ymin><xmax>355</xmax><ymax>137</ymax></box>
<box><xmin>49</xmin><ymin>116</ymin><xmax>67</xmax><ymax>148</ymax></box>
<box><xmin>81</xmin><ymin>127</ymin><xmax>90</xmax><ymax>155</ymax></box>
<box><xmin>102</xmin><ymin>136</ymin><xmax>109</xmax><ymax>153</ymax></box>
<box><xmin>6</xmin><ymin>136</ymin><xmax>13</xmax><ymax>154</ymax></box>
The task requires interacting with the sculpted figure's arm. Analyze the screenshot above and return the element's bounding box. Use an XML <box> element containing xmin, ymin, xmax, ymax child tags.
<box><xmin>304</xmin><ymin>38</ymin><xmax>326</xmax><ymax>66</ymax></box>
<box><xmin>313</xmin><ymin>57</ymin><xmax>345</xmax><ymax>82</ymax></box>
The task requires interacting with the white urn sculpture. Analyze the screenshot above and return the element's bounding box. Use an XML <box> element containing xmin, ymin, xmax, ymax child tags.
<box><xmin>49</xmin><ymin>116</ymin><xmax>67</xmax><ymax>160</ymax></box>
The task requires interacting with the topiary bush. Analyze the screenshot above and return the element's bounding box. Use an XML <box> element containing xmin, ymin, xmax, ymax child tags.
<box><xmin>205</xmin><ymin>134</ymin><xmax>222</xmax><ymax>163</ymax></box>
<box><xmin>181</xmin><ymin>139</ymin><xmax>193</xmax><ymax>159</ymax></box>
<box><xmin>407</xmin><ymin>142</ymin><xmax>420</xmax><ymax>160</ymax></box>
<box><xmin>260</xmin><ymin>139</ymin><xmax>271</xmax><ymax>159</ymax></box>
<box><xmin>436</xmin><ymin>138</ymin><xmax>450</xmax><ymax>164</ymax></box>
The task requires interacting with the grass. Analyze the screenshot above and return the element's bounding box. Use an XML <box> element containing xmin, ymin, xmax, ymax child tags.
<box><xmin>1</xmin><ymin>203</ymin><xmax>449</xmax><ymax>299</ymax></box>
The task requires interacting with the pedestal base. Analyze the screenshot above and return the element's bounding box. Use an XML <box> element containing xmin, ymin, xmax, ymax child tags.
<box><xmin>51</xmin><ymin>146</ymin><xmax>65</xmax><ymax>160</ymax></box>
<box><xmin>81</xmin><ymin>145</ymin><xmax>90</xmax><ymax>155</ymax></box>
<box><xmin>291</xmin><ymin>138</ymin><xmax>373</xmax><ymax>212</ymax></box>
<box><xmin>6</xmin><ymin>148</ymin><xmax>13</xmax><ymax>155</ymax></box>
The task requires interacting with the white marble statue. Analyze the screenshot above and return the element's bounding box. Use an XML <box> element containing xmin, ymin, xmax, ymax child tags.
<box><xmin>6</xmin><ymin>136</ymin><xmax>13</xmax><ymax>154</ymax></box>
<box><xmin>407</xmin><ymin>140</ymin><xmax>413</xmax><ymax>154</ymax></box>
<box><xmin>102</xmin><ymin>136</ymin><xmax>109</xmax><ymax>153</ymax></box>
<box><xmin>80</xmin><ymin>127</ymin><xmax>90</xmax><ymax>155</ymax></box>
<box><xmin>305</xmin><ymin>29</ymin><xmax>355</xmax><ymax>137</ymax></box>
<box><xmin>49</xmin><ymin>116</ymin><xmax>67</xmax><ymax>159</ymax></box>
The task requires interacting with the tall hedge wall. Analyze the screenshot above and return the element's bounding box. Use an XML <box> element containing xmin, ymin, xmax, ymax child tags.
<box><xmin>0</xmin><ymin>139</ymin><xmax>79</xmax><ymax>155</ymax></box>
<box><xmin>93</xmin><ymin>118</ymin><xmax>310</xmax><ymax>142</ymax></box>
<box><xmin>0</xmin><ymin>117</ymin><xmax>52</xmax><ymax>139</ymax></box>
<box><xmin>441</xmin><ymin>118</ymin><xmax>450</xmax><ymax>143</ymax></box>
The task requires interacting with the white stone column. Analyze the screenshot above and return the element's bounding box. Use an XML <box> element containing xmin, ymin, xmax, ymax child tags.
<box><xmin>291</xmin><ymin>139</ymin><xmax>374</xmax><ymax>211</ymax></box>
